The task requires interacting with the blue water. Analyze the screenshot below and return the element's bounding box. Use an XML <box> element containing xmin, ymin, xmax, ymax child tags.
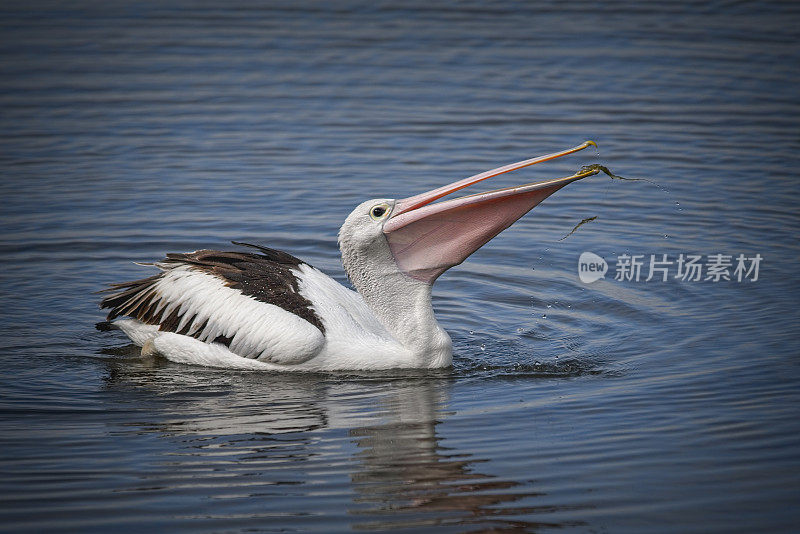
<box><xmin>1</xmin><ymin>1</ymin><xmax>799</xmax><ymax>532</ymax></box>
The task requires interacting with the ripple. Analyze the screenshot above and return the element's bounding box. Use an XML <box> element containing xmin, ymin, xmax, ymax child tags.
<box><xmin>2</xmin><ymin>1</ymin><xmax>799</xmax><ymax>532</ymax></box>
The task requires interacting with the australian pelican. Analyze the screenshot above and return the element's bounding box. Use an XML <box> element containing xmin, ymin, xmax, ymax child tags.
<box><xmin>100</xmin><ymin>141</ymin><xmax>600</xmax><ymax>370</ymax></box>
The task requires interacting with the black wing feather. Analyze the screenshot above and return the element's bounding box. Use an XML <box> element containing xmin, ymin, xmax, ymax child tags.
<box><xmin>100</xmin><ymin>242</ymin><xmax>325</xmax><ymax>342</ymax></box>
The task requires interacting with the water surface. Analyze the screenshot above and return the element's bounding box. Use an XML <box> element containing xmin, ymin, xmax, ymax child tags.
<box><xmin>1</xmin><ymin>1</ymin><xmax>799</xmax><ymax>532</ymax></box>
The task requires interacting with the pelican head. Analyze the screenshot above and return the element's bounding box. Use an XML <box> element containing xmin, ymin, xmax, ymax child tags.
<box><xmin>336</xmin><ymin>141</ymin><xmax>599</xmax><ymax>366</ymax></box>
<box><xmin>340</xmin><ymin>140</ymin><xmax>599</xmax><ymax>286</ymax></box>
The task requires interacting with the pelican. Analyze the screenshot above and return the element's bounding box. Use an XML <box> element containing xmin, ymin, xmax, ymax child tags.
<box><xmin>99</xmin><ymin>141</ymin><xmax>600</xmax><ymax>370</ymax></box>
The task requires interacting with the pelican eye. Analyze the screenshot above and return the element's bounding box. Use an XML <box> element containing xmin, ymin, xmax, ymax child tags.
<box><xmin>370</xmin><ymin>203</ymin><xmax>390</xmax><ymax>220</ymax></box>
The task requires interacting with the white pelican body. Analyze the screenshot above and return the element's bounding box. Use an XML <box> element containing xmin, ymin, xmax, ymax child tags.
<box><xmin>107</xmin><ymin>251</ymin><xmax>449</xmax><ymax>371</ymax></box>
<box><xmin>100</xmin><ymin>142</ymin><xmax>599</xmax><ymax>370</ymax></box>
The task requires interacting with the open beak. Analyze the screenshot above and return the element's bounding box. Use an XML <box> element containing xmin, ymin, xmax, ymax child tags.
<box><xmin>383</xmin><ymin>141</ymin><xmax>600</xmax><ymax>283</ymax></box>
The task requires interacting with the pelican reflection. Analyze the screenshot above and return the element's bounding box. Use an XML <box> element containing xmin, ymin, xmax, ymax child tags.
<box><xmin>103</xmin><ymin>361</ymin><xmax>581</xmax><ymax>530</ymax></box>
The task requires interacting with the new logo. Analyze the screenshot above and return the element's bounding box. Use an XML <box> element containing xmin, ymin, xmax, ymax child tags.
<box><xmin>578</xmin><ymin>252</ymin><xmax>608</xmax><ymax>283</ymax></box>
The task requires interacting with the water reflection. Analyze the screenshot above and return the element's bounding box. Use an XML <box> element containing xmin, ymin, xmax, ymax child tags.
<box><xmin>104</xmin><ymin>360</ymin><xmax>583</xmax><ymax>530</ymax></box>
<box><xmin>347</xmin><ymin>381</ymin><xmax>582</xmax><ymax>531</ymax></box>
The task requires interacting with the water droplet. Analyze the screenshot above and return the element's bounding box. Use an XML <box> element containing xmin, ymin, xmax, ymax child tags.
<box><xmin>516</xmin><ymin>327</ymin><xmax>524</xmax><ymax>333</ymax></box>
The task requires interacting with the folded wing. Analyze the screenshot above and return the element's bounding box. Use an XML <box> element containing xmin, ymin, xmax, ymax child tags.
<box><xmin>100</xmin><ymin>243</ymin><xmax>326</xmax><ymax>364</ymax></box>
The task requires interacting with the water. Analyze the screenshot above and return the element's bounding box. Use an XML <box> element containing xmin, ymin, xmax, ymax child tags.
<box><xmin>1</xmin><ymin>1</ymin><xmax>799</xmax><ymax>532</ymax></box>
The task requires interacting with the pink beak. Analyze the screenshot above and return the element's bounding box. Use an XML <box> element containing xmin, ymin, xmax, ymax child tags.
<box><xmin>383</xmin><ymin>141</ymin><xmax>600</xmax><ymax>283</ymax></box>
